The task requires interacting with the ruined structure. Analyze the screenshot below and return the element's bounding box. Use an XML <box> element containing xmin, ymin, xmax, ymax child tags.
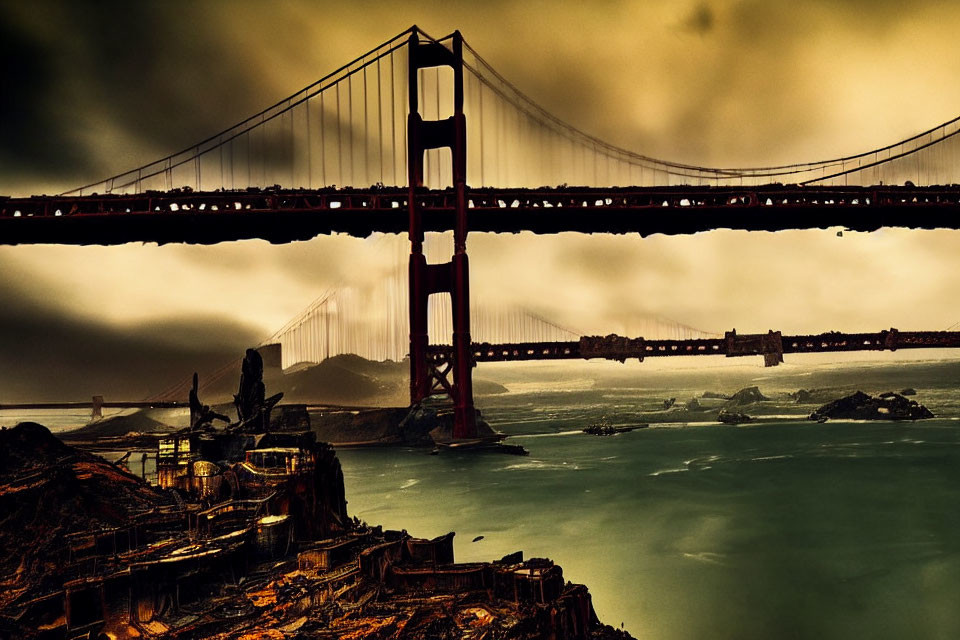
<box><xmin>0</xmin><ymin>417</ymin><xmax>630</xmax><ymax>639</ymax></box>
<box><xmin>234</xmin><ymin>348</ymin><xmax>283</xmax><ymax>432</ymax></box>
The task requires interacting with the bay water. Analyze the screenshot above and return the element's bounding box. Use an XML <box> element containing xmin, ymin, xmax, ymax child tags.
<box><xmin>339</xmin><ymin>354</ymin><xmax>960</xmax><ymax>639</ymax></box>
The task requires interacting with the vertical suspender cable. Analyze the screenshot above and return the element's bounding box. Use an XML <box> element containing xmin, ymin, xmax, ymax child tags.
<box><xmin>390</xmin><ymin>50</ymin><xmax>397</xmax><ymax>186</ymax></box>
<box><xmin>377</xmin><ymin>56</ymin><xmax>384</xmax><ymax>185</ymax></box>
<box><xmin>337</xmin><ymin>83</ymin><xmax>343</xmax><ymax>185</ymax></box>
<box><xmin>348</xmin><ymin>74</ymin><xmax>355</xmax><ymax>186</ymax></box>
<box><xmin>320</xmin><ymin>92</ymin><xmax>326</xmax><ymax>186</ymax></box>
<box><xmin>363</xmin><ymin>66</ymin><xmax>369</xmax><ymax>186</ymax></box>
<box><xmin>289</xmin><ymin>108</ymin><xmax>295</xmax><ymax>187</ymax></box>
<box><xmin>478</xmin><ymin>73</ymin><xmax>485</xmax><ymax>187</ymax></box>
<box><xmin>306</xmin><ymin>96</ymin><xmax>313</xmax><ymax>189</ymax></box>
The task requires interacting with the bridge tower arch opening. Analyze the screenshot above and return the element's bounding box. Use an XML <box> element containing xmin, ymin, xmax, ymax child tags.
<box><xmin>407</xmin><ymin>28</ymin><xmax>477</xmax><ymax>439</ymax></box>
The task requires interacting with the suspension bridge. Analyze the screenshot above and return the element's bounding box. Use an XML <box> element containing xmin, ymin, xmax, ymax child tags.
<box><xmin>2</xmin><ymin>26</ymin><xmax>960</xmax><ymax>440</ymax></box>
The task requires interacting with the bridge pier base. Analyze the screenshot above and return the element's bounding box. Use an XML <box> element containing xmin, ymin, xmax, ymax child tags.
<box><xmin>407</xmin><ymin>28</ymin><xmax>478</xmax><ymax>440</ymax></box>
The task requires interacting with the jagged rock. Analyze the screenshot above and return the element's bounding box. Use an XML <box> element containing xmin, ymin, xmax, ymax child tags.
<box><xmin>725</xmin><ymin>386</ymin><xmax>769</xmax><ymax>408</ymax></box>
<box><xmin>810</xmin><ymin>391</ymin><xmax>934</xmax><ymax>421</ymax></box>
<box><xmin>399</xmin><ymin>404</ymin><xmax>449</xmax><ymax>445</ymax></box>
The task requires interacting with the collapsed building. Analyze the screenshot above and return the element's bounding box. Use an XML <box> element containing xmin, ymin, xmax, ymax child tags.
<box><xmin>0</xmin><ymin>356</ymin><xmax>632</xmax><ymax>640</ymax></box>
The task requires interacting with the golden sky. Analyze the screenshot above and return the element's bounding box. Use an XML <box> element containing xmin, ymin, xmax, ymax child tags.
<box><xmin>1</xmin><ymin>0</ymin><xmax>959</xmax><ymax>396</ymax></box>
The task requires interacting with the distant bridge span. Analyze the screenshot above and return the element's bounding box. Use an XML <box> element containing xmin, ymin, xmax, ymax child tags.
<box><xmin>429</xmin><ymin>329</ymin><xmax>960</xmax><ymax>368</ymax></box>
<box><xmin>1</xmin><ymin>185</ymin><xmax>959</xmax><ymax>245</ymax></box>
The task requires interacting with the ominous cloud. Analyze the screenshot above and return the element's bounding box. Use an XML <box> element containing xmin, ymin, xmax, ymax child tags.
<box><xmin>5</xmin><ymin>0</ymin><xmax>960</xmax><ymax>192</ymax></box>
<box><xmin>0</xmin><ymin>261</ymin><xmax>260</xmax><ymax>402</ymax></box>
<box><xmin>1</xmin><ymin>0</ymin><xmax>960</xmax><ymax>402</ymax></box>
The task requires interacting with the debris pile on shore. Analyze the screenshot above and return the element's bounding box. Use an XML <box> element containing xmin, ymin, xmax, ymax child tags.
<box><xmin>0</xmin><ymin>421</ymin><xmax>632</xmax><ymax>639</ymax></box>
<box><xmin>0</xmin><ymin>423</ymin><xmax>172</xmax><ymax>610</ymax></box>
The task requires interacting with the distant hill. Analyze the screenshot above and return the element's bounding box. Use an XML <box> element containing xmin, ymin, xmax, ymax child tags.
<box><xmin>198</xmin><ymin>353</ymin><xmax>507</xmax><ymax>407</ymax></box>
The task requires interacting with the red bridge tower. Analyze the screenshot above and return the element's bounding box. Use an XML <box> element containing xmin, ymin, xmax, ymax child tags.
<box><xmin>406</xmin><ymin>28</ymin><xmax>477</xmax><ymax>439</ymax></box>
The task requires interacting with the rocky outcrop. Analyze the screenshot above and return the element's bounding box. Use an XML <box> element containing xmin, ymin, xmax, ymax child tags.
<box><xmin>810</xmin><ymin>391</ymin><xmax>934</xmax><ymax>421</ymax></box>
<box><xmin>725</xmin><ymin>386</ymin><xmax>769</xmax><ymax>408</ymax></box>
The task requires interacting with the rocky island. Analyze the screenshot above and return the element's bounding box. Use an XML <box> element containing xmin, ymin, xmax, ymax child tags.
<box><xmin>810</xmin><ymin>391</ymin><xmax>934</xmax><ymax>421</ymax></box>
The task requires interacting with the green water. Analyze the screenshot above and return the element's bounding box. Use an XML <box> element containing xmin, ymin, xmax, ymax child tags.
<box><xmin>339</xmin><ymin>356</ymin><xmax>960</xmax><ymax>639</ymax></box>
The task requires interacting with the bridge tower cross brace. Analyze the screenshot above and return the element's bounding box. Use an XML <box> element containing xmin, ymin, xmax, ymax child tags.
<box><xmin>407</xmin><ymin>28</ymin><xmax>477</xmax><ymax>439</ymax></box>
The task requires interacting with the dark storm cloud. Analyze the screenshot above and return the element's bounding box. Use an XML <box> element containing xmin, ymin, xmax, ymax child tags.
<box><xmin>0</xmin><ymin>272</ymin><xmax>260</xmax><ymax>402</ymax></box>
<box><xmin>0</xmin><ymin>0</ymin><xmax>303</xmax><ymax>189</ymax></box>
<box><xmin>0</xmin><ymin>6</ymin><xmax>86</xmax><ymax>178</ymax></box>
<box><xmin>3</xmin><ymin>0</ymin><xmax>956</xmax><ymax>193</ymax></box>
<box><xmin>1</xmin><ymin>0</ymin><xmax>960</xmax><ymax>355</ymax></box>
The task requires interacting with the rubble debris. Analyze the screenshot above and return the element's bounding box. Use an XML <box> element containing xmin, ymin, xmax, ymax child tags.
<box><xmin>0</xmin><ymin>358</ymin><xmax>619</xmax><ymax>638</ymax></box>
<box><xmin>0</xmin><ymin>423</ymin><xmax>175</xmax><ymax>614</ymax></box>
<box><xmin>809</xmin><ymin>391</ymin><xmax>934</xmax><ymax>421</ymax></box>
<box><xmin>189</xmin><ymin>372</ymin><xmax>229</xmax><ymax>429</ymax></box>
<box><xmin>1</xmin><ymin>417</ymin><xmax>633</xmax><ymax>639</ymax></box>
<box><xmin>234</xmin><ymin>348</ymin><xmax>283</xmax><ymax>431</ymax></box>
<box><xmin>717</xmin><ymin>410</ymin><xmax>753</xmax><ymax>425</ymax></box>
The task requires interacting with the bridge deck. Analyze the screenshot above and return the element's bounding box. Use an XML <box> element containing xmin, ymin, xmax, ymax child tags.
<box><xmin>428</xmin><ymin>329</ymin><xmax>960</xmax><ymax>364</ymax></box>
<box><xmin>2</xmin><ymin>186</ymin><xmax>959</xmax><ymax>245</ymax></box>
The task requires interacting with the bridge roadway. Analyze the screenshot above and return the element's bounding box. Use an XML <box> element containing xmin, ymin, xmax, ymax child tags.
<box><xmin>2</xmin><ymin>185</ymin><xmax>960</xmax><ymax>245</ymax></box>
<box><xmin>427</xmin><ymin>329</ymin><xmax>960</xmax><ymax>367</ymax></box>
<box><xmin>3</xmin><ymin>331</ymin><xmax>954</xmax><ymax>412</ymax></box>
